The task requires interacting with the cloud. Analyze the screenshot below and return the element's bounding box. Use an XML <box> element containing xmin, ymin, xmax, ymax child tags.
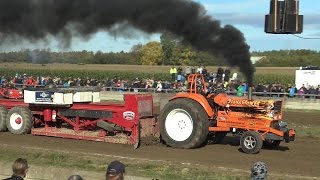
<box><xmin>212</xmin><ymin>13</ymin><xmax>263</xmax><ymax>27</ymax></box>
<box><xmin>304</xmin><ymin>14</ymin><xmax>320</xmax><ymax>25</ymax></box>
<box><xmin>313</xmin><ymin>32</ymin><xmax>320</xmax><ymax>36</ymax></box>
<box><xmin>203</xmin><ymin>0</ymin><xmax>268</xmax><ymax>13</ymax></box>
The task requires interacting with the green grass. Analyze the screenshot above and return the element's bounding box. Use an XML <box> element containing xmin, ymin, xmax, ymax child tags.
<box><xmin>284</xmin><ymin>109</ymin><xmax>320</xmax><ymax>113</ymax></box>
<box><xmin>0</xmin><ymin>147</ymin><xmax>248</xmax><ymax>180</ymax></box>
<box><xmin>291</xmin><ymin>125</ymin><xmax>320</xmax><ymax>138</ymax></box>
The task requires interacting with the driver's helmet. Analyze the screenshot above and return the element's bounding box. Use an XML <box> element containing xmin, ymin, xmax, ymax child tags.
<box><xmin>251</xmin><ymin>162</ymin><xmax>267</xmax><ymax>180</ymax></box>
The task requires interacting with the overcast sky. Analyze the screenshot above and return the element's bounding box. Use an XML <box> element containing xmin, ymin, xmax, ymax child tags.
<box><xmin>2</xmin><ymin>0</ymin><xmax>319</xmax><ymax>52</ymax></box>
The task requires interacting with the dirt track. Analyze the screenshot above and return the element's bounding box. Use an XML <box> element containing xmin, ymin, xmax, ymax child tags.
<box><xmin>0</xmin><ymin>111</ymin><xmax>319</xmax><ymax>178</ymax></box>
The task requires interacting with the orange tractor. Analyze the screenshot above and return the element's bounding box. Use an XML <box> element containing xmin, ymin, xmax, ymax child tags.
<box><xmin>159</xmin><ymin>74</ymin><xmax>295</xmax><ymax>154</ymax></box>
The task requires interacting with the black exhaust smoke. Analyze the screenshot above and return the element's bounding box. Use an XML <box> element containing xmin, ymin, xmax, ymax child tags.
<box><xmin>0</xmin><ymin>0</ymin><xmax>254</xmax><ymax>85</ymax></box>
<box><xmin>248</xmin><ymin>86</ymin><xmax>253</xmax><ymax>100</ymax></box>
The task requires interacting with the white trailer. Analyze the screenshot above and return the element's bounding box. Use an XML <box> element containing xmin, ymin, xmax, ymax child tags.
<box><xmin>295</xmin><ymin>69</ymin><xmax>320</xmax><ymax>89</ymax></box>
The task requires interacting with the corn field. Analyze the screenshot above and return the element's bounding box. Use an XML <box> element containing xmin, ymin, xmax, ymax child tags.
<box><xmin>0</xmin><ymin>68</ymin><xmax>171</xmax><ymax>81</ymax></box>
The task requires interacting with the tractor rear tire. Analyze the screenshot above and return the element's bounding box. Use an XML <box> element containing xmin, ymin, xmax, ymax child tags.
<box><xmin>0</xmin><ymin>106</ymin><xmax>8</xmax><ymax>132</ymax></box>
<box><xmin>240</xmin><ymin>131</ymin><xmax>263</xmax><ymax>154</ymax></box>
<box><xmin>6</xmin><ymin>106</ymin><xmax>33</xmax><ymax>134</ymax></box>
<box><xmin>160</xmin><ymin>98</ymin><xmax>209</xmax><ymax>149</ymax></box>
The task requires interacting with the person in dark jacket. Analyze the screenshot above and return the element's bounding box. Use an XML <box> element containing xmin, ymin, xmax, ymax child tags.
<box><xmin>106</xmin><ymin>160</ymin><xmax>125</xmax><ymax>180</ymax></box>
<box><xmin>4</xmin><ymin>158</ymin><xmax>29</xmax><ymax>180</ymax></box>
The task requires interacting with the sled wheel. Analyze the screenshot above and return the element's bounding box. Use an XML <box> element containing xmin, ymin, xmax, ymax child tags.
<box><xmin>240</xmin><ymin>131</ymin><xmax>263</xmax><ymax>154</ymax></box>
<box><xmin>0</xmin><ymin>106</ymin><xmax>8</xmax><ymax>132</ymax></box>
<box><xmin>6</xmin><ymin>106</ymin><xmax>33</xmax><ymax>134</ymax></box>
<box><xmin>160</xmin><ymin>98</ymin><xmax>209</xmax><ymax>149</ymax></box>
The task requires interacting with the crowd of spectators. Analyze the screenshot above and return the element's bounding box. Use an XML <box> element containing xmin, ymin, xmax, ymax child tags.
<box><xmin>5</xmin><ymin>158</ymin><xmax>267</xmax><ymax>180</ymax></box>
<box><xmin>1</xmin><ymin>66</ymin><xmax>319</xmax><ymax>98</ymax></box>
<box><xmin>3</xmin><ymin>158</ymin><xmax>126</xmax><ymax>180</ymax></box>
<box><xmin>1</xmin><ymin>73</ymin><xmax>102</xmax><ymax>88</ymax></box>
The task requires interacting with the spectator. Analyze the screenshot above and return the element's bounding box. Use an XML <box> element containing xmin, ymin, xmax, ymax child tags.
<box><xmin>184</xmin><ymin>66</ymin><xmax>191</xmax><ymax>77</ymax></box>
<box><xmin>316</xmin><ymin>85</ymin><xmax>320</xmax><ymax>99</ymax></box>
<box><xmin>191</xmin><ymin>66</ymin><xmax>196</xmax><ymax>74</ymax></box>
<box><xmin>289</xmin><ymin>84</ymin><xmax>297</xmax><ymax>98</ymax></box>
<box><xmin>242</xmin><ymin>82</ymin><xmax>248</xmax><ymax>92</ymax></box>
<box><xmin>298</xmin><ymin>84</ymin><xmax>307</xmax><ymax>98</ymax></box>
<box><xmin>270</xmin><ymin>84</ymin><xmax>277</xmax><ymax>97</ymax></box>
<box><xmin>197</xmin><ymin>66</ymin><xmax>203</xmax><ymax>74</ymax></box>
<box><xmin>169</xmin><ymin>66</ymin><xmax>177</xmax><ymax>82</ymax></box>
<box><xmin>177</xmin><ymin>66</ymin><xmax>183</xmax><ymax>75</ymax></box>
<box><xmin>223</xmin><ymin>81</ymin><xmax>229</xmax><ymax>90</ymax></box>
<box><xmin>308</xmin><ymin>86</ymin><xmax>317</xmax><ymax>98</ymax></box>
<box><xmin>255</xmin><ymin>83</ymin><xmax>265</xmax><ymax>96</ymax></box>
<box><xmin>230</xmin><ymin>72</ymin><xmax>238</xmax><ymax>81</ymax></box>
<box><xmin>106</xmin><ymin>160</ymin><xmax>125</xmax><ymax>180</ymax></box>
<box><xmin>63</xmin><ymin>81</ymin><xmax>70</xmax><ymax>88</ymax></box>
<box><xmin>224</xmin><ymin>68</ymin><xmax>231</xmax><ymax>82</ymax></box>
<box><xmin>202</xmin><ymin>66</ymin><xmax>208</xmax><ymax>79</ymax></box>
<box><xmin>68</xmin><ymin>175</ymin><xmax>83</xmax><ymax>180</ymax></box>
<box><xmin>177</xmin><ymin>66</ymin><xmax>183</xmax><ymax>82</ymax></box>
<box><xmin>237</xmin><ymin>83</ymin><xmax>244</xmax><ymax>96</ymax></box>
<box><xmin>4</xmin><ymin>158</ymin><xmax>29</xmax><ymax>180</ymax></box>
<box><xmin>25</xmin><ymin>76</ymin><xmax>36</xmax><ymax>86</ymax></box>
<box><xmin>156</xmin><ymin>81</ymin><xmax>163</xmax><ymax>92</ymax></box>
<box><xmin>216</xmin><ymin>67</ymin><xmax>224</xmax><ymax>82</ymax></box>
<box><xmin>22</xmin><ymin>74</ymin><xmax>28</xmax><ymax>84</ymax></box>
<box><xmin>250</xmin><ymin>162</ymin><xmax>268</xmax><ymax>180</ymax></box>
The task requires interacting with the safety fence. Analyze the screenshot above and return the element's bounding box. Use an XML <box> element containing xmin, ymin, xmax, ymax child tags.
<box><xmin>3</xmin><ymin>83</ymin><xmax>320</xmax><ymax>99</ymax></box>
<box><xmin>103</xmin><ymin>86</ymin><xmax>320</xmax><ymax>99</ymax></box>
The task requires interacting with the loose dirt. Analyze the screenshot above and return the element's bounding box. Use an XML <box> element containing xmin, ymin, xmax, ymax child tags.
<box><xmin>0</xmin><ymin>111</ymin><xmax>319</xmax><ymax>178</ymax></box>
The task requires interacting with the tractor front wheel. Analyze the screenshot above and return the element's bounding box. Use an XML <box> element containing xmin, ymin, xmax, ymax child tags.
<box><xmin>240</xmin><ymin>131</ymin><xmax>263</xmax><ymax>154</ymax></box>
<box><xmin>6</xmin><ymin>106</ymin><xmax>33</xmax><ymax>134</ymax></box>
<box><xmin>160</xmin><ymin>98</ymin><xmax>209</xmax><ymax>149</ymax></box>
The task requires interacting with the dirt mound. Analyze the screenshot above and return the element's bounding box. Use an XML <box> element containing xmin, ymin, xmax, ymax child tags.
<box><xmin>140</xmin><ymin>136</ymin><xmax>162</xmax><ymax>146</ymax></box>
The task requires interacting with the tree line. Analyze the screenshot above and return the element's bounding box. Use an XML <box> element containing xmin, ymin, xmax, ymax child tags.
<box><xmin>252</xmin><ymin>49</ymin><xmax>320</xmax><ymax>67</ymax></box>
<box><xmin>0</xmin><ymin>32</ymin><xmax>319</xmax><ymax>67</ymax></box>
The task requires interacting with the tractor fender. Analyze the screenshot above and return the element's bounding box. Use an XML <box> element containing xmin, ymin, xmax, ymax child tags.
<box><xmin>169</xmin><ymin>93</ymin><xmax>214</xmax><ymax>118</ymax></box>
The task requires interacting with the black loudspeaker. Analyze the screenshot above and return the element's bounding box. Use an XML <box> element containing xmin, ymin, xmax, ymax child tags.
<box><xmin>285</xmin><ymin>0</ymin><xmax>297</xmax><ymax>14</ymax></box>
<box><xmin>284</xmin><ymin>14</ymin><xmax>303</xmax><ymax>33</ymax></box>
<box><xmin>265</xmin><ymin>0</ymin><xmax>303</xmax><ymax>34</ymax></box>
<box><xmin>269</xmin><ymin>0</ymin><xmax>285</xmax><ymax>14</ymax></box>
<box><xmin>265</xmin><ymin>14</ymin><xmax>303</xmax><ymax>34</ymax></box>
<box><xmin>265</xmin><ymin>14</ymin><xmax>282</xmax><ymax>33</ymax></box>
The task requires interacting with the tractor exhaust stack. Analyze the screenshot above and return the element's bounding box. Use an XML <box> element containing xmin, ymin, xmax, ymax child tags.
<box><xmin>248</xmin><ymin>87</ymin><xmax>253</xmax><ymax>100</ymax></box>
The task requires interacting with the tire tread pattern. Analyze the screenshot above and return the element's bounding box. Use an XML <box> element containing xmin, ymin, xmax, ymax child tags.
<box><xmin>6</xmin><ymin>106</ymin><xmax>33</xmax><ymax>134</ymax></box>
<box><xmin>160</xmin><ymin>98</ymin><xmax>209</xmax><ymax>149</ymax></box>
<box><xmin>0</xmin><ymin>106</ymin><xmax>8</xmax><ymax>132</ymax></box>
